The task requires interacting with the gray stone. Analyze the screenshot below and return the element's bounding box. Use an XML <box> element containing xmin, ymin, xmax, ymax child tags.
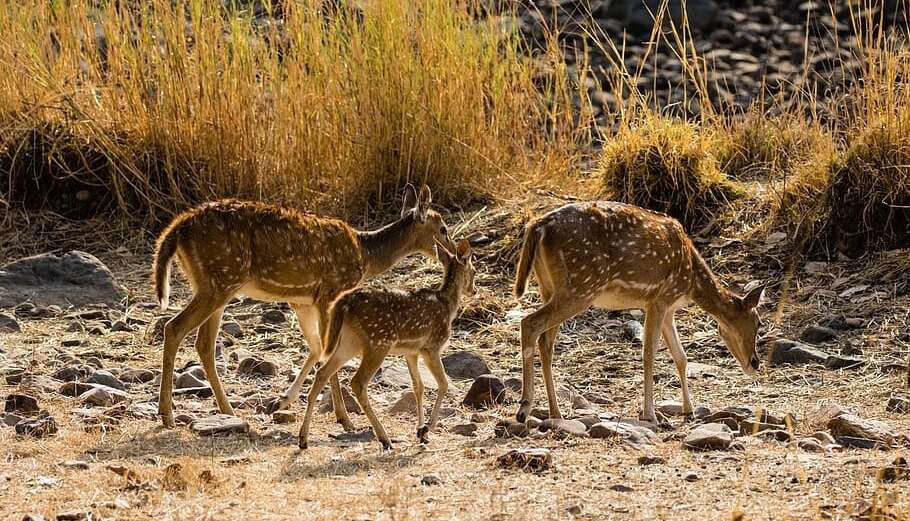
<box><xmin>494</xmin><ymin>419</ymin><xmax>530</xmax><ymax>438</ymax></box>
<box><xmin>228</xmin><ymin>348</ymin><xmax>254</xmax><ymax>364</ymax></box>
<box><xmin>79</xmin><ymin>386</ymin><xmax>129</xmax><ymax>406</ymax></box>
<box><xmin>503</xmin><ymin>377</ymin><xmax>523</xmax><ymax>393</ymax></box>
<box><xmin>87</xmin><ymin>370</ymin><xmax>126</xmax><ymax>391</ymax></box>
<box><xmin>496</xmin><ymin>448</ymin><xmax>552</xmax><ymax>472</ymax></box>
<box><xmin>374</xmin><ymin>362</ymin><xmax>437</xmax><ymax>389</ymax></box>
<box><xmin>621</xmin><ymin>320</ymin><xmax>644</xmax><ymax>342</ymax></box>
<box><xmin>220</xmin><ymin>321</ymin><xmax>243</xmax><ymax>338</ymax></box>
<box><xmin>2</xmin><ymin>412</ymin><xmax>23</xmax><ymax>427</ymax></box>
<box><xmin>52</xmin><ymin>364</ymin><xmax>93</xmax><ymax>382</ymax></box>
<box><xmin>768</xmin><ymin>340</ymin><xmax>830</xmax><ymax>366</ymax></box>
<box><xmin>0</xmin><ymin>313</ymin><xmax>20</xmax><ymax>333</ymax></box>
<box><xmin>271</xmin><ymin>410</ymin><xmax>296</xmax><ymax>424</ymax></box>
<box><xmin>57</xmin><ymin>382</ymin><xmax>96</xmax><ymax>397</ymax></box>
<box><xmin>318</xmin><ymin>386</ymin><xmax>362</xmax><ymax>414</ymax></box>
<box><xmin>683</xmin><ymin>423</ymin><xmax>734</xmax><ymax>450</ymax></box>
<box><xmin>824</xmin><ymin>355</ymin><xmax>865</xmax><ymax>370</ymax></box>
<box><xmin>828</xmin><ymin>414</ymin><xmax>900</xmax><ymax>447</ymax></box>
<box><xmin>0</xmin><ymin>251</ymin><xmax>125</xmax><ymax>309</ymax></box>
<box><xmin>589</xmin><ymin>420</ymin><xmax>659</xmax><ymax>448</ymax></box>
<box><xmin>175</xmin><ymin>370</ymin><xmax>207</xmax><ymax>390</ymax></box>
<box><xmin>260</xmin><ymin>309</ymin><xmax>287</xmax><ymax>324</ymax></box>
<box><xmin>462</xmin><ymin>375</ymin><xmax>507</xmax><ymax>408</ymax></box>
<box><xmin>110</xmin><ymin>320</ymin><xmax>134</xmax><ymax>333</ymax></box>
<box><xmin>450</xmin><ymin>423</ymin><xmax>478</xmax><ymax>436</ymax></box>
<box><xmin>5</xmin><ymin>393</ymin><xmax>39</xmax><ymax>415</ymax></box>
<box><xmin>388</xmin><ymin>391</ymin><xmax>418</xmax><ymax>415</ymax></box>
<box><xmin>15</xmin><ymin>414</ymin><xmax>58</xmax><ymax>438</ymax></box>
<box><xmin>887</xmin><ymin>395</ymin><xmax>910</xmax><ymax>414</ymax></box>
<box><xmin>119</xmin><ymin>368</ymin><xmax>156</xmax><ymax>384</ymax></box>
<box><xmin>237</xmin><ymin>357</ymin><xmax>278</xmax><ymax>377</ymax></box>
<box><xmin>538</xmin><ymin>418</ymin><xmax>588</xmax><ymax>437</ymax></box>
<box><xmin>800</xmin><ymin>324</ymin><xmax>838</xmax><ymax>344</ymax></box>
<box><xmin>56</xmin><ymin>510</ymin><xmax>90</xmax><ymax>521</ymax></box>
<box><xmin>174</xmin><ymin>386</ymin><xmax>213</xmax><ymax>398</ymax></box>
<box><xmin>442</xmin><ymin>351</ymin><xmax>490</xmax><ymax>380</ymax></box>
<box><xmin>190</xmin><ymin>414</ymin><xmax>250</xmax><ymax>436</ymax></box>
<box><xmin>584</xmin><ymin>391</ymin><xmax>614</xmax><ymax>405</ymax></box>
<box><xmin>420</xmin><ymin>474</ymin><xmax>442</xmax><ymax>486</ymax></box>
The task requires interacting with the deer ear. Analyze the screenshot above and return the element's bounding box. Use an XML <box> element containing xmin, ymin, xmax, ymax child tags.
<box><xmin>402</xmin><ymin>184</ymin><xmax>418</xmax><ymax>218</ymax></box>
<box><xmin>742</xmin><ymin>283</ymin><xmax>766</xmax><ymax>309</ymax></box>
<box><xmin>455</xmin><ymin>239</ymin><xmax>471</xmax><ymax>262</ymax></box>
<box><xmin>416</xmin><ymin>185</ymin><xmax>431</xmax><ymax>221</ymax></box>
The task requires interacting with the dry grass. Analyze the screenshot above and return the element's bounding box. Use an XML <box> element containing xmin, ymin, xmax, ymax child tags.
<box><xmin>598</xmin><ymin>117</ymin><xmax>742</xmax><ymax>230</ymax></box>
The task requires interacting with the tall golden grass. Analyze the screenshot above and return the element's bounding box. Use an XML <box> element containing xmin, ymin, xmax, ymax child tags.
<box><xmin>0</xmin><ymin>0</ymin><xmax>581</xmax><ymax>221</ymax></box>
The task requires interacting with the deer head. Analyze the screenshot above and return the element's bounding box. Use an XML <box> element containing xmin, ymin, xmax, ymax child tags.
<box><xmin>717</xmin><ymin>283</ymin><xmax>766</xmax><ymax>374</ymax></box>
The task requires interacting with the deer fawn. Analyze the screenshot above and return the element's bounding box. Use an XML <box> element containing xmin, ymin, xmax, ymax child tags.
<box><xmin>513</xmin><ymin>202</ymin><xmax>765</xmax><ymax>424</ymax></box>
<box><xmin>298</xmin><ymin>239</ymin><xmax>475</xmax><ymax>450</ymax></box>
<box><xmin>152</xmin><ymin>185</ymin><xmax>453</xmax><ymax>429</ymax></box>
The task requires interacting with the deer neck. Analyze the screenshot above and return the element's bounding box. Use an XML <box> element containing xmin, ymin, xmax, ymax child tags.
<box><xmin>689</xmin><ymin>249</ymin><xmax>739</xmax><ymax>324</ymax></box>
<box><xmin>357</xmin><ymin>214</ymin><xmax>417</xmax><ymax>280</ymax></box>
<box><xmin>436</xmin><ymin>268</ymin><xmax>464</xmax><ymax>321</ymax></box>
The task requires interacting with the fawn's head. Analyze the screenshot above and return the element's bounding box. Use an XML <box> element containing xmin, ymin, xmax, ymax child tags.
<box><xmin>436</xmin><ymin>238</ymin><xmax>475</xmax><ymax>297</ymax></box>
<box><xmin>717</xmin><ymin>283</ymin><xmax>766</xmax><ymax>375</ymax></box>
<box><xmin>401</xmin><ymin>184</ymin><xmax>454</xmax><ymax>256</ymax></box>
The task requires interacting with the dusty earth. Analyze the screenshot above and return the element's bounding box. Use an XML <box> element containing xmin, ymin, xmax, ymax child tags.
<box><xmin>1</xmin><ymin>195</ymin><xmax>909</xmax><ymax>521</ymax></box>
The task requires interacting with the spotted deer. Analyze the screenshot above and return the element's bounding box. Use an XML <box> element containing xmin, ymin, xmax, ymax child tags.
<box><xmin>298</xmin><ymin>239</ymin><xmax>475</xmax><ymax>449</ymax></box>
<box><xmin>152</xmin><ymin>185</ymin><xmax>453</xmax><ymax>429</ymax></box>
<box><xmin>512</xmin><ymin>202</ymin><xmax>765</xmax><ymax>424</ymax></box>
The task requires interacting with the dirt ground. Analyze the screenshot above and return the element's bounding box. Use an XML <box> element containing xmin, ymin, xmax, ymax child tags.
<box><xmin>1</xmin><ymin>195</ymin><xmax>909</xmax><ymax>520</ymax></box>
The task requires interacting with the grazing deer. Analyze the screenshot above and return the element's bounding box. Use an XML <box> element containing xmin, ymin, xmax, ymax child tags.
<box><xmin>512</xmin><ymin>202</ymin><xmax>765</xmax><ymax>424</ymax></box>
<box><xmin>298</xmin><ymin>239</ymin><xmax>475</xmax><ymax>450</ymax></box>
<box><xmin>152</xmin><ymin>185</ymin><xmax>453</xmax><ymax>429</ymax></box>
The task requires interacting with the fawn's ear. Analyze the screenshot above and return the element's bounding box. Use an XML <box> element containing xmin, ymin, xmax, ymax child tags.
<box><xmin>402</xmin><ymin>184</ymin><xmax>418</xmax><ymax>218</ymax></box>
<box><xmin>435</xmin><ymin>238</ymin><xmax>454</xmax><ymax>265</ymax></box>
<box><xmin>416</xmin><ymin>185</ymin><xmax>432</xmax><ymax>221</ymax></box>
<box><xmin>741</xmin><ymin>283</ymin><xmax>766</xmax><ymax>310</ymax></box>
<box><xmin>455</xmin><ymin>238</ymin><xmax>471</xmax><ymax>262</ymax></box>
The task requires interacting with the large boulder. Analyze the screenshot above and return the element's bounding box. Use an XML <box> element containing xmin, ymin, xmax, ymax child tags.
<box><xmin>0</xmin><ymin>251</ymin><xmax>125</xmax><ymax>309</ymax></box>
<box><xmin>442</xmin><ymin>351</ymin><xmax>490</xmax><ymax>380</ymax></box>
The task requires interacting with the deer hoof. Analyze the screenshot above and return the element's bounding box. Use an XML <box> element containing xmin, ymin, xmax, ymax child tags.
<box><xmin>417</xmin><ymin>425</ymin><xmax>429</xmax><ymax>443</ymax></box>
<box><xmin>380</xmin><ymin>440</ymin><xmax>393</xmax><ymax>451</ymax></box>
<box><xmin>298</xmin><ymin>438</ymin><xmax>308</xmax><ymax>450</ymax></box>
<box><xmin>264</xmin><ymin>396</ymin><xmax>285</xmax><ymax>415</ymax></box>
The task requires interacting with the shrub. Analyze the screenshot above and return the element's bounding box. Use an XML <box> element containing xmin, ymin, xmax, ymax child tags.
<box><xmin>598</xmin><ymin>118</ymin><xmax>742</xmax><ymax>230</ymax></box>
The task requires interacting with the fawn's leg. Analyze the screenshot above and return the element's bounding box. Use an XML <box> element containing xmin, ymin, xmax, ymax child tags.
<box><xmin>159</xmin><ymin>291</ymin><xmax>230</xmax><ymax>428</ymax></box>
<box><xmin>405</xmin><ymin>355</ymin><xmax>425</xmax><ymax>429</ymax></box>
<box><xmin>418</xmin><ymin>348</ymin><xmax>450</xmax><ymax>443</ymax></box>
<box><xmin>349</xmin><ymin>349</ymin><xmax>392</xmax><ymax>450</ymax></box>
<box><xmin>194</xmin><ymin>305</ymin><xmax>234</xmax><ymax>415</ymax></box>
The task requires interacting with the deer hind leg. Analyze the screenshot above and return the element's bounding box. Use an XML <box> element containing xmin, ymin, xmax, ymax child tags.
<box><xmin>517</xmin><ymin>298</ymin><xmax>589</xmax><ymax>423</ymax></box>
<box><xmin>158</xmin><ymin>291</ymin><xmax>231</xmax><ymax>428</ymax></box>
<box><xmin>661</xmin><ymin>314</ymin><xmax>693</xmax><ymax>418</ymax></box>
<box><xmin>405</xmin><ymin>355</ymin><xmax>425</xmax><ymax>432</ymax></box>
<box><xmin>349</xmin><ymin>349</ymin><xmax>392</xmax><ymax>450</ymax></box>
<box><xmin>418</xmin><ymin>348</ymin><xmax>449</xmax><ymax>443</ymax></box>
<box><xmin>194</xmin><ymin>305</ymin><xmax>234</xmax><ymax>415</ymax></box>
<box><xmin>538</xmin><ymin>327</ymin><xmax>562</xmax><ymax>420</ymax></box>
<box><xmin>640</xmin><ymin>305</ymin><xmax>668</xmax><ymax>425</ymax></box>
<box><xmin>270</xmin><ymin>304</ymin><xmax>324</xmax><ymax>413</ymax></box>
<box><xmin>297</xmin><ymin>338</ymin><xmax>356</xmax><ymax>449</ymax></box>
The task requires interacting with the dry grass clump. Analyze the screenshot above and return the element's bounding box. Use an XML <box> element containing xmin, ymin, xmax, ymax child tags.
<box><xmin>598</xmin><ymin>118</ymin><xmax>742</xmax><ymax>230</ymax></box>
<box><xmin>717</xmin><ymin>112</ymin><xmax>836</xmax><ymax>181</ymax></box>
<box><xmin>0</xmin><ymin>0</ymin><xmax>579</xmax><ymax>221</ymax></box>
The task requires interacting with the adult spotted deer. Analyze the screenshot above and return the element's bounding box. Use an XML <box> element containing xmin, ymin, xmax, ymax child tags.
<box><xmin>513</xmin><ymin>202</ymin><xmax>765</xmax><ymax>424</ymax></box>
<box><xmin>298</xmin><ymin>239</ymin><xmax>475</xmax><ymax>450</ymax></box>
<box><xmin>152</xmin><ymin>185</ymin><xmax>453</xmax><ymax>429</ymax></box>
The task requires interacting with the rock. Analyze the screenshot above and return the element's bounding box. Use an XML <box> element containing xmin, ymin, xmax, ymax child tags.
<box><xmin>237</xmin><ymin>357</ymin><xmax>277</xmax><ymax>377</ymax></box>
<box><xmin>56</xmin><ymin>510</ymin><xmax>90</xmax><ymax>521</ymax></box>
<box><xmin>878</xmin><ymin>456</ymin><xmax>910</xmax><ymax>483</ymax></box>
<box><xmin>21</xmin><ymin>514</ymin><xmax>45</xmax><ymax>521</ymax></box>
<box><xmin>768</xmin><ymin>339</ymin><xmax>829</xmax><ymax>366</ymax></box>
<box><xmin>175</xmin><ymin>370</ymin><xmax>207</xmax><ymax>390</ymax></box>
<box><xmin>886</xmin><ymin>395</ymin><xmax>910</xmax><ymax>414</ymax></box>
<box><xmin>537</xmin><ymin>418</ymin><xmax>588</xmax><ymax>437</ymax></box>
<box><xmin>503</xmin><ymin>377</ymin><xmax>523</xmax><ymax>393</ymax></box>
<box><xmin>0</xmin><ymin>251</ymin><xmax>125</xmax><ymax>309</ymax></box>
<box><xmin>374</xmin><ymin>362</ymin><xmax>437</xmax><ymax>390</ymax></box>
<box><xmin>79</xmin><ymin>386</ymin><xmax>129</xmax><ymax>406</ymax></box>
<box><xmin>496</xmin><ymin>448</ymin><xmax>552</xmax><ymax>472</ymax></box>
<box><xmin>812</xmin><ymin>431</ymin><xmax>838</xmax><ymax>445</ymax></box>
<box><xmin>271</xmin><ymin>410</ymin><xmax>296</xmax><ymax>424</ymax></box>
<box><xmin>494</xmin><ymin>419</ymin><xmax>530</xmax><ymax>438</ymax></box>
<box><xmin>683</xmin><ymin>423</ymin><xmax>734</xmax><ymax>450</ymax></box>
<box><xmin>420</xmin><ymin>474</ymin><xmax>442</xmax><ymax>486</ymax></box>
<box><xmin>442</xmin><ymin>351</ymin><xmax>490</xmax><ymax>380</ymax></box>
<box><xmin>684</xmin><ymin>471</ymin><xmax>700</xmax><ymax>482</ymax></box>
<box><xmin>388</xmin><ymin>391</ymin><xmax>418</xmax><ymax>415</ymax></box>
<box><xmin>228</xmin><ymin>348</ymin><xmax>254</xmax><ymax>364</ymax></box>
<box><xmin>756</xmin><ymin>429</ymin><xmax>793</xmax><ymax>442</ymax></box>
<box><xmin>462</xmin><ymin>375</ymin><xmax>506</xmax><ymax>408</ymax></box>
<box><xmin>824</xmin><ymin>355</ymin><xmax>865</xmax><ymax>370</ymax></box>
<box><xmin>470</xmin><ymin>413</ymin><xmax>488</xmax><ymax>423</ymax></box>
<box><xmin>0</xmin><ymin>313</ymin><xmax>20</xmax><ymax>332</ymax></box>
<box><xmin>220</xmin><ymin>321</ymin><xmax>243</xmax><ymax>337</ymax></box>
<box><xmin>52</xmin><ymin>364</ymin><xmax>93</xmax><ymax>382</ymax></box>
<box><xmin>60</xmin><ymin>460</ymin><xmax>91</xmax><ymax>470</ymax></box>
<box><xmin>450</xmin><ymin>423</ymin><xmax>478</xmax><ymax>436</ymax></box>
<box><xmin>584</xmin><ymin>391</ymin><xmax>614</xmax><ymax>405</ymax></box>
<box><xmin>610</xmin><ymin>483</ymin><xmax>634</xmax><ymax>493</ymax></box>
<box><xmin>190</xmin><ymin>415</ymin><xmax>250</xmax><ymax>436</ymax></box>
<box><xmin>800</xmin><ymin>324</ymin><xmax>838</xmax><ymax>344</ymax></box>
<box><xmin>174</xmin><ymin>386</ymin><xmax>213</xmax><ymax>398</ymax></box>
<box><xmin>318</xmin><ymin>386</ymin><xmax>362</xmax><ymax>414</ymax></box>
<box><xmin>589</xmin><ymin>421</ymin><xmax>659</xmax><ymax>448</ymax></box>
<box><xmin>83</xmin><ymin>356</ymin><xmax>104</xmax><ymax>369</ymax></box>
<box><xmin>119</xmin><ymin>368</ymin><xmax>156</xmax><ymax>384</ymax></box>
<box><xmin>110</xmin><ymin>320</ymin><xmax>134</xmax><ymax>332</ymax></box>
<box><xmin>621</xmin><ymin>320</ymin><xmax>644</xmax><ymax>342</ymax></box>
<box><xmin>2</xmin><ymin>412</ymin><xmax>23</xmax><ymax>427</ymax></box>
<box><xmin>15</xmin><ymin>414</ymin><xmax>58</xmax><ymax>438</ymax></box>
<box><xmin>5</xmin><ymin>393</ymin><xmax>39</xmax><ymax>415</ymax></box>
<box><xmin>175</xmin><ymin>413</ymin><xmax>195</xmax><ymax>426</ymax></box>
<box><xmin>57</xmin><ymin>382</ymin><xmax>96</xmax><ymax>397</ymax></box>
<box><xmin>87</xmin><ymin>370</ymin><xmax>126</xmax><ymax>391</ymax></box>
<box><xmin>260</xmin><ymin>309</ymin><xmax>287</xmax><ymax>325</ymax></box>
<box><xmin>796</xmin><ymin>438</ymin><xmax>825</xmax><ymax>452</ymax></box>
<box><xmin>828</xmin><ymin>414</ymin><xmax>900</xmax><ymax>447</ymax></box>
<box><xmin>637</xmin><ymin>455</ymin><xmax>666</xmax><ymax>465</ymax></box>
<box><xmin>813</xmin><ymin>403</ymin><xmax>849</xmax><ymax>424</ymax></box>
<box><xmin>574</xmin><ymin>415</ymin><xmax>603</xmax><ymax>429</ymax></box>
